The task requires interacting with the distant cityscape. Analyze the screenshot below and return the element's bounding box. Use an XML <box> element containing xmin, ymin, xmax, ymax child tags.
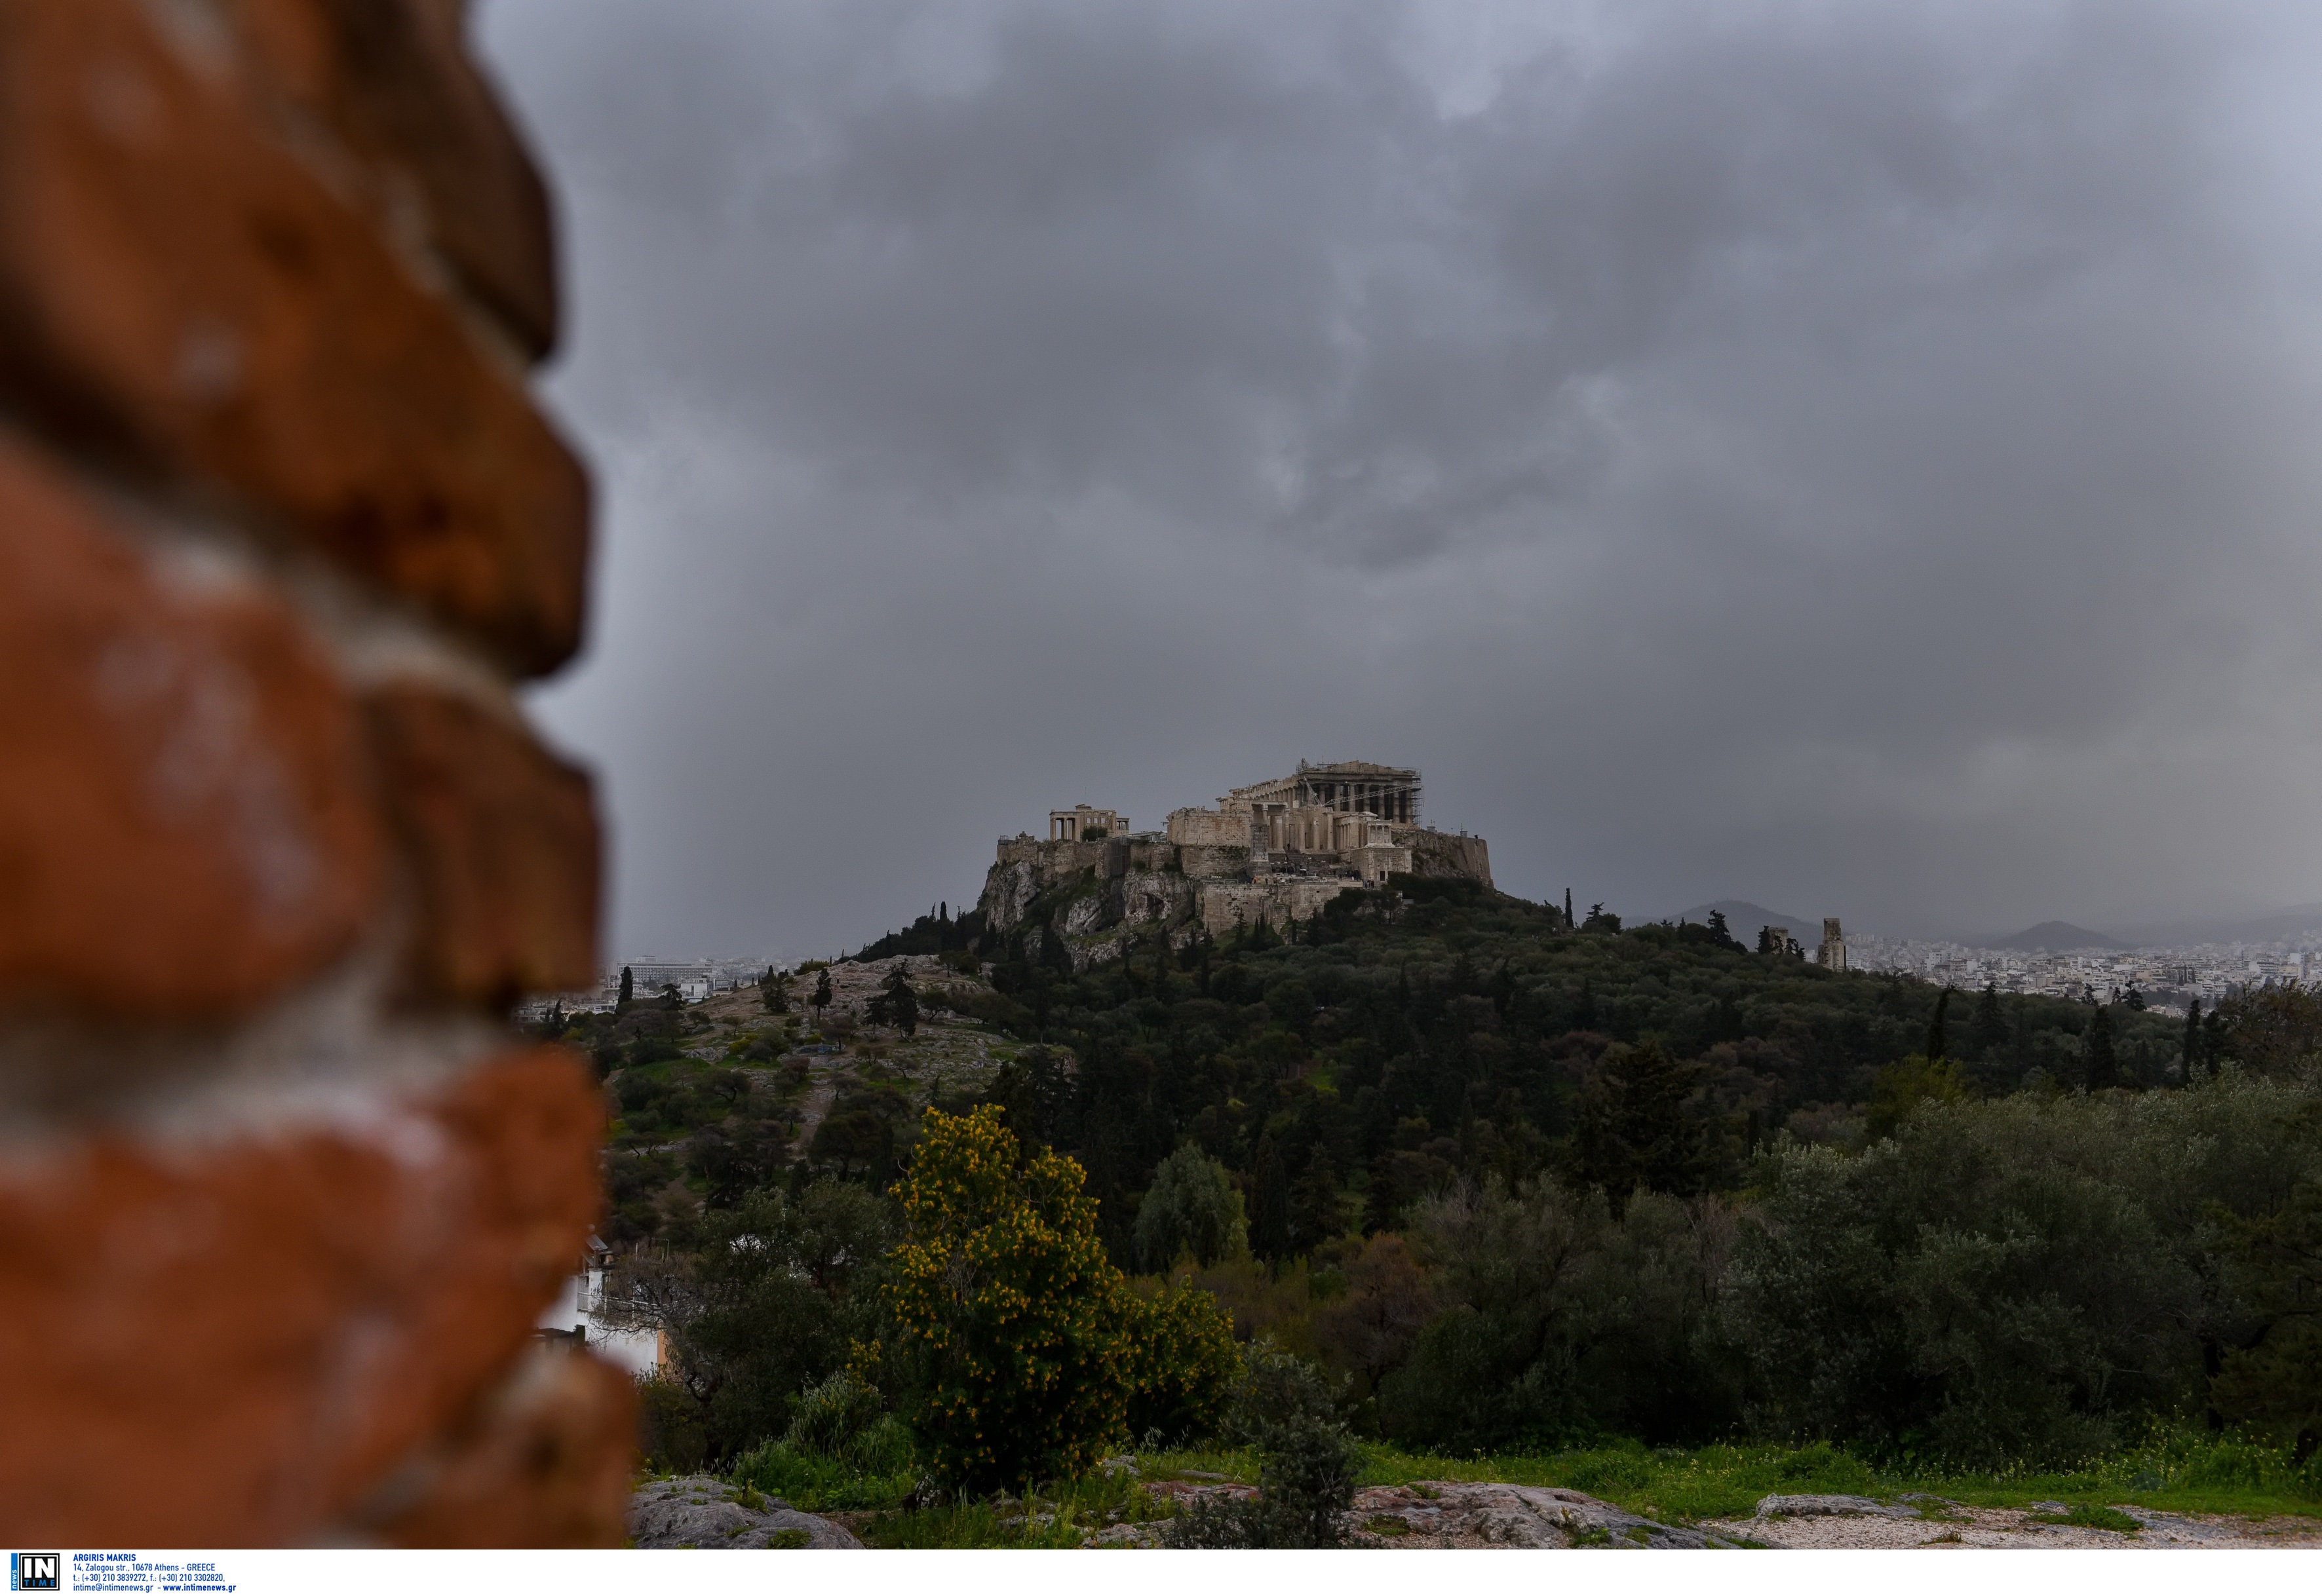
<box><xmin>1844</xmin><ymin>931</ymin><xmax>2320</xmax><ymax>1013</ymax></box>
<box><xmin>514</xmin><ymin>917</ymin><xmax>2322</xmax><ymax>1023</ymax></box>
<box><xmin>518</xmin><ymin>956</ymin><xmax>781</xmax><ymax>1018</ymax></box>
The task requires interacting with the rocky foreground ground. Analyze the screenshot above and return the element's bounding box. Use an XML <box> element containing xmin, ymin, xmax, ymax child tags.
<box><xmin>627</xmin><ymin>1473</ymin><xmax>2322</xmax><ymax>1549</ymax></box>
<box><xmin>627</xmin><ymin>1477</ymin><xmax>864</xmax><ymax>1548</ymax></box>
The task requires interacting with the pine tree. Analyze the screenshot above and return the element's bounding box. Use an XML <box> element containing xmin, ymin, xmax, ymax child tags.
<box><xmin>875</xmin><ymin>966</ymin><xmax>919</xmax><ymax>1036</ymax></box>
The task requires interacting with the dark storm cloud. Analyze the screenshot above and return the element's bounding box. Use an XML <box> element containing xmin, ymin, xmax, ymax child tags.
<box><xmin>476</xmin><ymin>0</ymin><xmax>2322</xmax><ymax>956</ymax></box>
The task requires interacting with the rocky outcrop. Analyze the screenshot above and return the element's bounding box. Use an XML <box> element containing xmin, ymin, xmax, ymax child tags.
<box><xmin>1345</xmin><ymin>1482</ymin><xmax>1740</xmax><ymax>1548</ymax></box>
<box><xmin>1136</xmin><ymin>1479</ymin><xmax>1740</xmax><ymax>1549</ymax></box>
<box><xmin>977</xmin><ymin>818</ymin><xmax>1492</xmax><ymax>970</ymax></box>
<box><xmin>1400</xmin><ymin>827</ymin><xmax>1492</xmax><ymax>886</ymax></box>
<box><xmin>627</xmin><ymin>1476</ymin><xmax>863</xmax><ymax>1549</ymax></box>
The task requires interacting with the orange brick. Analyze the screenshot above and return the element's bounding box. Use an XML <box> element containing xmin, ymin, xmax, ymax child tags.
<box><xmin>0</xmin><ymin>433</ymin><xmax>383</xmax><ymax>1021</ymax></box>
<box><xmin>363</xmin><ymin>1349</ymin><xmax>636</xmax><ymax>1548</ymax></box>
<box><xmin>0</xmin><ymin>1046</ymin><xmax>607</xmax><ymax>1547</ymax></box>
<box><xmin>0</xmin><ymin>0</ymin><xmax>589</xmax><ymax>675</ymax></box>
<box><xmin>366</xmin><ymin>685</ymin><xmax>600</xmax><ymax>1008</ymax></box>
<box><xmin>226</xmin><ymin>0</ymin><xmax>560</xmax><ymax>359</ymax></box>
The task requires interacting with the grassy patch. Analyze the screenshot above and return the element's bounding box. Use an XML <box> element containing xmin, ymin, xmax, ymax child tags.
<box><xmin>858</xmin><ymin>1502</ymin><xmax>1085</xmax><ymax>1549</ymax></box>
<box><xmin>841</xmin><ymin>1465</ymin><xmax>1168</xmax><ymax>1549</ymax></box>
<box><xmin>729</xmin><ymin>1427</ymin><xmax>2321</xmax><ymax>1546</ymax></box>
<box><xmin>1337</xmin><ymin>1428</ymin><xmax>2322</xmax><ymax>1527</ymax></box>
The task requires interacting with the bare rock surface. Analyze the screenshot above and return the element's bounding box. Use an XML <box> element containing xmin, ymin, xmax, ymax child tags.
<box><xmin>1705</xmin><ymin>1493</ymin><xmax>2322</xmax><ymax>1549</ymax></box>
<box><xmin>1348</xmin><ymin>1482</ymin><xmax>1741</xmax><ymax>1548</ymax></box>
<box><xmin>1756</xmin><ymin>1494</ymin><xmax>1916</xmax><ymax>1519</ymax></box>
<box><xmin>1139</xmin><ymin>1479</ymin><xmax>1735</xmax><ymax>1548</ymax></box>
<box><xmin>627</xmin><ymin>1475</ymin><xmax>864</xmax><ymax>1548</ymax></box>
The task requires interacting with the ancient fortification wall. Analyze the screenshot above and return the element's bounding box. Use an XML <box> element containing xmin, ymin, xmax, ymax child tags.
<box><xmin>0</xmin><ymin>3</ymin><xmax>627</xmax><ymax>1546</ymax></box>
<box><xmin>1402</xmin><ymin>827</ymin><xmax>1494</xmax><ymax>886</ymax></box>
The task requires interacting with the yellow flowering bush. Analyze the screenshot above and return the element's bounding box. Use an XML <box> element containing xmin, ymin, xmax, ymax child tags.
<box><xmin>883</xmin><ymin>1105</ymin><xmax>1135</xmax><ymax>1489</ymax></box>
<box><xmin>1126</xmin><ymin>1274</ymin><xmax>1240</xmax><ymax>1443</ymax></box>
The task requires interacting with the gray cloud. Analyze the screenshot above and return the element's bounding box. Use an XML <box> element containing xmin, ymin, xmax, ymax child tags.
<box><xmin>476</xmin><ymin>0</ymin><xmax>2322</xmax><ymax>955</ymax></box>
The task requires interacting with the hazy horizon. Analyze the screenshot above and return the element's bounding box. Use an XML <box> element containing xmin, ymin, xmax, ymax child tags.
<box><xmin>477</xmin><ymin>0</ymin><xmax>2322</xmax><ymax>959</ymax></box>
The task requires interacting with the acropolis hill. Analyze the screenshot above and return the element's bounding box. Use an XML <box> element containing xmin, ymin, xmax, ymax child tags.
<box><xmin>976</xmin><ymin>760</ymin><xmax>1492</xmax><ymax>966</ymax></box>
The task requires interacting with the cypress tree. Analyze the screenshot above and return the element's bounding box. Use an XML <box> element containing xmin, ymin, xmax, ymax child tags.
<box><xmin>1971</xmin><ymin>981</ymin><xmax>2008</xmax><ymax>1057</ymax></box>
<box><xmin>2183</xmin><ymin>998</ymin><xmax>2203</xmax><ymax>1072</ymax></box>
<box><xmin>2087</xmin><ymin>1003</ymin><xmax>2119</xmax><ymax>1089</ymax></box>
<box><xmin>618</xmin><ymin>965</ymin><xmax>634</xmax><ymax>1006</ymax></box>
<box><xmin>1290</xmin><ymin>1145</ymin><xmax>1340</xmax><ymax>1255</ymax></box>
<box><xmin>1925</xmin><ymin>986</ymin><xmax>1952</xmax><ymax>1061</ymax></box>
<box><xmin>1250</xmin><ymin>1133</ymin><xmax>1291</xmax><ymax>1262</ymax></box>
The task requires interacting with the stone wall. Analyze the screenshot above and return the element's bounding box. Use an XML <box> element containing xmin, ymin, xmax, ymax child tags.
<box><xmin>1195</xmin><ymin>877</ymin><xmax>1360</xmax><ymax>936</ymax></box>
<box><xmin>1165</xmin><ymin>806</ymin><xmax>1256</xmax><ymax>847</ymax></box>
<box><xmin>1400</xmin><ymin>827</ymin><xmax>1494</xmax><ymax>887</ymax></box>
<box><xmin>0</xmin><ymin>1</ymin><xmax>627</xmax><ymax>1546</ymax></box>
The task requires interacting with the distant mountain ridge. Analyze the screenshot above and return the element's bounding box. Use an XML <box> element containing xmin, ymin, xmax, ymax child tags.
<box><xmin>1989</xmin><ymin>920</ymin><xmax>2132</xmax><ymax>952</ymax></box>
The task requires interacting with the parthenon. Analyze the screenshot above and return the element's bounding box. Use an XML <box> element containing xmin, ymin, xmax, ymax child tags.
<box><xmin>1222</xmin><ymin>761</ymin><xmax>1420</xmax><ymax>824</ymax></box>
<box><xmin>1166</xmin><ymin>759</ymin><xmax>1420</xmax><ymax>867</ymax></box>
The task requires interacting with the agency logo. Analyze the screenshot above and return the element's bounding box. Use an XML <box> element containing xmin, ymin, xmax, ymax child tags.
<box><xmin>9</xmin><ymin>1554</ymin><xmax>58</xmax><ymax>1593</ymax></box>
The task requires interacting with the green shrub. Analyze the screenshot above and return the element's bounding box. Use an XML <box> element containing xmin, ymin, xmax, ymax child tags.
<box><xmin>1165</xmin><ymin>1341</ymin><xmax>1360</xmax><ymax>1548</ymax></box>
<box><xmin>1377</xmin><ymin>1178</ymin><xmax>1739</xmax><ymax>1451</ymax></box>
<box><xmin>1135</xmin><ymin>1145</ymin><xmax>1245</xmax><ymax>1270</ymax></box>
<box><xmin>1127</xmin><ymin>1276</ymin><xmax>1241</xmax><ymax>1443</ymax></box>
<box><xmin>728</xmin><ymin>1418</ymin><xmax>919</xmax><ymax>1513</ymax></box>
<box><xmin>1723</xmin><ymin>1075</ymin><xmax>2322</xmax><ymax>1467</ymax></box>
<box><xmin>636</xmin><ymin>1371</ymin><xmax>709</xmax><ymax>1475</ymax></box>
<box><xmin>726</xmin><ymin>1369</ymin><xmax>919</xmax><ymax>1511</ymax></box>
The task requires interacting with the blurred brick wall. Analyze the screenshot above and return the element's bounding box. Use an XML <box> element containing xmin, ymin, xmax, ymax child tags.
<box><xmin>0</xmin><ymin>0</ymin><xmax>630</xmax><ymax>1546</ymax></box>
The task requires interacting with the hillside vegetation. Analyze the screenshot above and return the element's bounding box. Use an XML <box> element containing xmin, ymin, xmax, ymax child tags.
<box><xmin>558</xmin><ymin>883</ymin><xmax>2322</xmax><ymax>1526</ymax></box>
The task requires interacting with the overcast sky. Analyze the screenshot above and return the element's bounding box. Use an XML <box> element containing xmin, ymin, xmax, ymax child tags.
<box><xmin>476</xmin><ymin>0</ymin><xmax>2322</xmax><ymax>958</ymax></box>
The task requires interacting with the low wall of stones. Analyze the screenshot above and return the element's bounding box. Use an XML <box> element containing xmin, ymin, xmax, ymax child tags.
<box><xmin>0</xmin><ymin>1</ymin><xmax>627</xmax><ymax>1546</ymax></box>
